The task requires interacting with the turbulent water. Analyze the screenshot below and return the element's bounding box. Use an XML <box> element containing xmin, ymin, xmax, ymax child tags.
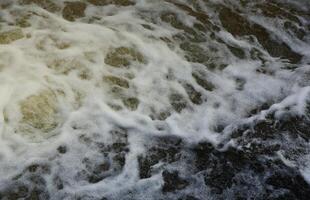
<box><xmin>0</xmin><ymin>0</ymin><xmax>310</xmax><ymax>199</ymax></box>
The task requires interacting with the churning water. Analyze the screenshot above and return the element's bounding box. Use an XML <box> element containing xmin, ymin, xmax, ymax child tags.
<box><xmin>0</xmin><ymin>0</ymin><xmax>310</xmax><ymax>199</ymax></box>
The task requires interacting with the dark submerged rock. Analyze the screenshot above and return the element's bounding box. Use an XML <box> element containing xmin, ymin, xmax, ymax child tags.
<box><xmin>122</xmin><ymin>97</ymin><xmax>139</xmax><ymax>111</ymax></box>
<box><xmin>104</xmin><ymin>47</ymin><xmax>145</xmax><ymax>68</ymax></box>
<box><xmin>57</xmin><ymin>145</ymin><xmax>67</xmax><ymax>154</ymax></box>
<box><xmin>183</xmin><ymin>83</ymin><xmax>203</xmax><ymax>105</ymax></box>
<box><xmin>20</xmin><ymin>0</ymin><xmax>60</xmax><ymax>12</ymax></box>
<box><xmin>0</xmin><ymin>184</ymin><xmax>29</xmax><ymax>200</ymax></box>
<box><xmin>87</xmin><ymin>0</ymin><xmax>135</xmax><ymax>6</ymax></box>
<box><xmin>162</xmin><ymin>170</ymin><xmax>189</xmax><ymax>193</ymax></box>
<box><xmin>138</xmin><ymin>136</ymin><xmax>183</xmax><ymax>179</ymax></box>
<box><xmin>169</xmin><ymin>93</ymin><xmax>187</xmax><ymax>113</ymax></box>
<box><xmin>136</xmin><ymin>108</ymin><xmax>310</xmax><ymax>199</ymax></box>
<box><xmin>62</xmin><ymin>2</ymin><xmax>87</xmax><ymax>22</ymax></box>
<box><xmin>219</xmin><ymin>6</ymin><xmax>302</xmax><ymax>64</ymax></box>
<box><xmin>104</xmin><ymin>75</ymin><xmax>130</xmax><ymax>88</ymax></box>
<box><xmin>76</xmin><ymin>127</ymin><xmax>129</xmax><ymax>184</ymax></box>
<box><xmin>178</xmin><ymin>195</ymin><xmax>200</xmax><ymax>200</ymax></box>
<box><xmin>192</xmin><ymin>72</ymin><xmax>215</xmax><ymax>91</ymax></box>
<box><xmin>227</xmin><ymin>45</ymin><xmax>246</xmax><ymax>59</ymax></box>
<box><xmin>179</xmin><ymin>42</ymin><xmax>209</xmax><ymax>64</ymax></box>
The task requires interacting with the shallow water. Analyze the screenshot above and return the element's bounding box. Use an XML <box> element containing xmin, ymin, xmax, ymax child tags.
<box><xmin>0</xmin><ymin>0</ymin><xmax>309</xmax><ymax>199</ymax></box>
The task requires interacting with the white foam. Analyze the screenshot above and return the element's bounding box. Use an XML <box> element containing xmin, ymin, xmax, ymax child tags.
<box><xmin>0</xmin><ymin>0</ymin><xmax>309</xmax><ymax>198</ymax></box>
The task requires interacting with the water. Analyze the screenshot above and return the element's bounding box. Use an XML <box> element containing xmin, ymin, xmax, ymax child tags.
<box><xmin>0</xmin><ymin>0</ymin><xmax>309</xmax><ymax>199</ymax></box>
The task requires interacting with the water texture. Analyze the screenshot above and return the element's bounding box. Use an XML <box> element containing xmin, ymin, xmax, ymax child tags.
<box><xmin>0</xmin><ymin>0</ymin><xmax>309</xmax><ymax>199</ymax></box>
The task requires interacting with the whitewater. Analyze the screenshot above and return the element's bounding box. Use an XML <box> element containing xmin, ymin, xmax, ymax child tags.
<box><xmin>0</xmin><ymin>0</ymin><xmax>309</xmax><ymax>199</ymax></box>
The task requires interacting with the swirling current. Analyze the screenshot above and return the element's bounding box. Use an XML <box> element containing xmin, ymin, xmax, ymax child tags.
<box><xmin>0</xmin><ymin>0</ymin><xmax>310</xmax><ymax>199</ymax></box>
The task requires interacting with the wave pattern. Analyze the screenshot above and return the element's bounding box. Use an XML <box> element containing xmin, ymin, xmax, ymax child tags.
<box><xmin>0</xmin><ymin>0</ymin><xmax>309</xmax><ymax>199</ymax></box>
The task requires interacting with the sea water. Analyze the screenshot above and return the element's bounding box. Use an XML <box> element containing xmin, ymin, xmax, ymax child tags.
<box><xmin>0</xmin><ymin>0</ymin><xmax>309</xmax><ymax>199</ymax></box>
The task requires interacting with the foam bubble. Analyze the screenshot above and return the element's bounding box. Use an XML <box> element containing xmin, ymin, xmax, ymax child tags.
<box><xmin>0</xmin><ymin>0</ymin><xmax>309</xmax><ymax>199</ymax></box>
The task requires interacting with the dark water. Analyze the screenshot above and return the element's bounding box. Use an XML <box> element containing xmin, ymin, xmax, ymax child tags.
<box><xmin>0</xmin><ymin>0</ymin><xmax>309</xmax><ymax>199</ymax></box>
